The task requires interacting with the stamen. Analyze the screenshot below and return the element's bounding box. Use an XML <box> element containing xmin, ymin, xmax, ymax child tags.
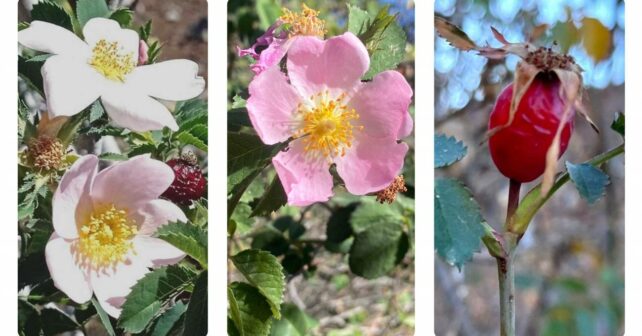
<box><xmin>280</xmin><ymin>4</ymin><xmax>326</xmax><ymax>38</ymax></box>
<box><xmin>89</xmin><ymin>39</ymin><xmax>135</xmax><ymax>82</ymax></box>
<box><xmin>28</xmin><ymin>135</ymin><xmax>64</xmax><ymax>171</ymax></box>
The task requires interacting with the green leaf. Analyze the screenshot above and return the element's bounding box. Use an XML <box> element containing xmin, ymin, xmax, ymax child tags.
<box><xmin>76</xmin><ymin>0</ymin><xmax>110</xmax><ymax>28</ymax></box>
<box><xmin>435</xmin><ymin>134</ymin><xmax>467</xmax><ymax>168</ymax></box>
<box><xmin>566</xmin><ymin>162</ymin><xmax>610</xmax><ymax>204</ymax></box>
<box><xmin>325</xmin><ymin>203</ymin><xmax>357</xmax><ymax>253</ymax></box>
<box><xmin>231</xmin><ymin>249</ymin><xmax>285</xmax><ymax>319</ymax></box>
<box><xmin>611</xmin><ymin>112</ymin><xmax>624</xmax><ymax>136</ymax></box>
<box><xmin>435</xmin><ymin>178</ymin><xmax>485</xmax><ymax>270</ymax></box>
<box><xmin>256</xmin><ymin>0</ymin><xmax>282</xmax><ymax>30</ymax></box>
<box><xmin>150</xmin><ymin>301</ymin><xmax>187</xmax><ymax>336</ymax></box>
<box><xmin>31</xmin><ymin>1</ymin><xmax>73</xmax><ymax>31</ymax></box>
<box><xmin>176</xmin><ymin>131</ymin><xmax>208</xmax><ymax>152</ymax></box>
<box><xmin>18</xmin><ymin>55</ymin><xmax>44</xmax><ymax>95</ymax></box>
<box><xmin>155</xmin><ymin>222</ymin><xmax>208</xmax><ymax>268</ymax></box>
<box><xmin>348</xmin><ymin>203</ymin><xmax>406</xmax><ymax>279</ymax></box>
<box><xmin>228</xmin><ymin>132</ymin><xmax>285</xmax><ymax>194</ymax></box>
<box><xmin>41</xmin><ymin>308</ymin><xmax>79</xmax><ymax>335</ymax></box>
<box><xmin>109</xmin><ymin>8</ymin><xmax>134</xmax><ymax>27</ymax></box>
<box><xmin>182</xmin><ymin>271</ymin><xmax>207</xmax><ymax>336</ymax></box>
<box><xmin>250</xmin><ymin>227</ymin><xmax>289</xmax><ymax>256</ymax></box>
<box><xmin>18</xmin><ymin>299</ymin><xmax>41</xmax><ymax>336</ymax></box>
<box><xmin>26</xmin><ymin>54</ymin><xmax>53</xmax><ymax>63</ymax></box>
<box><xmin>251</xmin><ymin>175</ymin><xmax>287</xmax><ymax>217</ymax></box>
<box><xmin>117</xmin><ymin>266</ymin><xmax>198</xmax><ymax>333</ymax></box>
<box><xmin>347</xmin><ymin>5</ymin><xmax>406</xmax><ymax>79</ymax></box>
<box><xmin>88</xmin><ymin>100</ymin><xmax>105</xmax><ymax>123</ymax></box>
<box><xmin>91</xmin><ymin>297</ymin><xmax>116</xmax><ymax>336</ymax></box>
<box><xmin>127</xmin><ymin>143</ymin><xmax>157</xmax><ymax>157</ymax></box>
<box><xmin>228</xmin><ymin>109</ymin><xmax>252</xmax><ymax>131</ymax></box>
<box><xmin>139</xmin><ymin>20</ymin><xmax>152</xmax><ymax>42</ymax></box>
<box><xmin>270</xmin><ymin>304</ymin><xmax>318</xmax><ymax>336</ymax></box>
<box><xmin>228</xmin><ymin>282</ymin><xmax>273</xmax><ymax>336</ymax></box>
<box><xmin>232</xmin><ymin>95</ymin><xmax>247</xmax><ymax>109</ymax></box>
<box><xmin>231</xmin><ymin>202</ymin><xmax>254</xmax><ymax>235</ymax></box>
<box><xmin>98</xmin><ymin>152</ymin><xmax>128</xmax><ymax>161</ymax></box>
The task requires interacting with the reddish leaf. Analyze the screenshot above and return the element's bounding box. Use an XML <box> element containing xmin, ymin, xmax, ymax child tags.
<box><xmin>435</xmin><ymin>16</ymin><xmax>477</xmax><ymax>51</ymax></box>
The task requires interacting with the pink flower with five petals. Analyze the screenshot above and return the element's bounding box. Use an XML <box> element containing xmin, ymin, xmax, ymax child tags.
<box><xmin>246</xmin><ymin>33</ymin><xmax>413</xmax><ymax>206</ymax></box>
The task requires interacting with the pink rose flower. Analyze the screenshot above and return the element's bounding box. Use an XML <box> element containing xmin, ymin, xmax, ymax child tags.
<box><xmin>45</xmin><ymin>154</ymin><xmax>187</xmax><ymax>317</ymax></box>
<box><xmin>246</xmin><ymin>33</ymin><xmax>413</xmax><ymax>206</ymax></box>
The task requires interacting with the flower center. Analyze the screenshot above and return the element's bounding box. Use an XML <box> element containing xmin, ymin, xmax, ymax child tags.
<box><xmin>294</xmin><ymin>91</ymin><xmax>362</xmax><ymax>158</ymax></box>
<box><xmin>28</xmin><ymin>135</ymin><xmax>64</xmax><ymax>171</ymax></box>
<box><xmin>76</xmin><ymin>204</ymin><xmax>137</xmax><ymax>268</ymax></box>
<box><xmin>89</xmin><ymin>39</ymin><xmax>135</xmax><ymax>82</ymax></box>
<box><xmin>280</xmin><ymin>4</ymin><xmax>326</xmax><ymax>38</ymax></box>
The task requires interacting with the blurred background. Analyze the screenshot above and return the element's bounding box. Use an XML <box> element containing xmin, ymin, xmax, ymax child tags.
<box><xmin>228</xmin><ymin>1</ymin><xmax>415</xmax><ymax>335</ymax></box>
<box><xmin>435</xmin><ymin>0</ymin><xmax>624</xmax><ymax>335</ymax></box>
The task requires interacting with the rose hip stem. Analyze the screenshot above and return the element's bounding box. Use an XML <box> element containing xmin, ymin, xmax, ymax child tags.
<box><xmin>497</xmin><ymin>178</ymin><xmax>521</xmax><ymax>336</ymax></box>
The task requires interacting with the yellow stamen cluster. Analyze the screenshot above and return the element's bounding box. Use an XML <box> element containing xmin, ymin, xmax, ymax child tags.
<box><xmin>376</xmin><ymin>175</ymin><xmax>408</xmax><ymax>204</ymax></box>
<box><xmin>89</xmin><ymin>39</ymin><xmax>135</xmax><ymax>82</ymax></box>
<box><xmin>280</xmin><ymin>4</ymin><xmax>326</xmax><ymax>38</ymax></box>
<box><xmin>294</xmin><ymin>91</ymin><xmax>362</xmax><ymax>158</ymax></box>
<box><xmin>76</xmin><ymin>204</ymin><xmax>137</xmax><ymax>269</ymax></box>
<box><xmin>28</xmin><ymin>135</ymin><xmax>64</xmax><ymax>171</ymax></box>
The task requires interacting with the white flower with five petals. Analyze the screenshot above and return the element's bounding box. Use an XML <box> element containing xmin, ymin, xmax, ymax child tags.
<box><xmin>19</xmin><ymin>18</ymin><xmax>205</xmax><ymax>132</ymax></box>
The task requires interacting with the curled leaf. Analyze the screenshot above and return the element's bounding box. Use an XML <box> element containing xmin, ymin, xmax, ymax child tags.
<box><xmin>435</xmin><ymin>16</ymin><xmax>478</xmax><ymax>51</ymax></box>
<box><xmin>528</xmin><ymin>24</ymin><xmax>549</xmax><ymax>43</ymax></box>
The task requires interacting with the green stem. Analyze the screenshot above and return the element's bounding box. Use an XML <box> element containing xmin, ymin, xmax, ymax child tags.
<box><xmin>498</xmin><ymin>254</ymin><xmax>515</xmax><ymax>336</ymax></box>
<box><xmin>505</xmin><ymin>179</ymin><xmax>521</xmax><ymax>231</ymax></box>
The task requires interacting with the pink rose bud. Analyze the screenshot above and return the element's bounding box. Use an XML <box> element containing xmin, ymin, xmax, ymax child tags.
<box><xmin>138</xmin><ymin>40</ymin><xmax>149</xmax><ymax>65</ymax></box>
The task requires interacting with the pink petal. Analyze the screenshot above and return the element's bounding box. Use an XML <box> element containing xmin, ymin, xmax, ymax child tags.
<box><xmin>349</xmin><ymin>71</ymin><xmax>413</xmax><ymax>139</ymax></box>
<box><xmin>127</xmin><ymin>60</ymin><xmax>205</xmax><ymax>101</ymax></box>
<box><xmin>42</xmin><ymin>56</ymin><xmax>103</xmax><ymax>118</ymax></box>
<box><xmin>45</xmin><ymin>234</ymin><xmax>93</xmax><ymax>303</ymax></box>
<box><xmin>287</xmin><ymin>33</ymin><xmax>369</xmax><ymax>98</ymax></box>
<box><xmin>250</xmin><ymin>38</ymin><xmax>289</xmax><ymax>75</ymax></box>
<box><xmin>398</xmin><ymin>111</ymin><xmax>414</xmax><ymax>139</ymax></box>
<box><xmin>101</xmin><ymin>90</ymin><xmax>179</xmax><ymax>132</ymax></box>
<box><xmin>246</xmin><ymin>66</ymin><xmax>301</xmax><ymax>144</ymax></box>
<box><xmin>133</xmin><ymin>236</ymin><xmax>185</xmax><ymax>267</ymax></box>
<box><xmin>132</xmin><ymin>199</ymin><xmax>188</xmax><ymax>235</ymax></box>
<box><xmin>335</xmin><ymin>135</ymin><xmax>409</xmax><ymax>195</ymax></box>
<box><xmin>89</xmin><ymin>255</ymin><xmax>151</xmax><ymax>318</ymax></box>
<box><xmin>53</xmin><ymin>155</ymin><xmax>98</xmax><ymax>239</ymax></box>
<box><xmin>91</xmin><ymin>155</ymin><xmax>174</xmax><ymax>209</ymax></box>
<box><xmin>272</xmin><ymin>141</ymin><xmax>333</xmax><ymax>206</ymax></box>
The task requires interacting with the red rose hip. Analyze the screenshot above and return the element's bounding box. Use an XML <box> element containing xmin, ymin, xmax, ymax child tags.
<box><xmin>161</xmin><ymin>153</ymin><xmax>206</xmax><ymax>205</ymax></box>
<box><xmin>488</xmin><ymin>72</ymin><xmax>575</xmax><ymax>183</ymax></box>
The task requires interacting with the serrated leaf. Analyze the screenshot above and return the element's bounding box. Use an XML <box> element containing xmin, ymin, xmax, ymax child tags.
<box><xmin>182</xmin><ymin>271</ymin><xmax>207</xmax><ymax>336</ymax></box>
<box><xmin>189</xmin><ymin>124</ymin><xmax>208</xmax><ymax>144</ymax></box>
<box><xmin>88</xmin><ymin>100</ymin><xmax>105</xmax><ymax>123</ymax></box>
<box><xmin>232</xmin><ymin>95</ymin><xmax>247</xmax><ymax>108</ymax></box>
<box><xmin>611</xmin><ymin>112</ymin><xmax>624</xmax><ymax>136</ymax></box>
<box><xmin>139</xmin><ymin>20</ymin><xmax>152</xmax><ymax>42</ymax></box>
<box><xmin>227</xmin><ymin>132</ymin><xmax>285</xmax><ymax>194</ymax></box>
<box><xmin>348</xmin><ymin>203</ymin><xmax>406</xmax><ymax>279</ymax></box>
<box><xmin>566</xmin><ymin>162</ymin><xmax>610</xmax><ymax>204</ymax></box>
<box><xmin>231</xmin><ymin>249</ymin><xmax>285</xmax><ymax>319</ymax></box>
<box><xmin>127</xmin><ymin>143</ymin><xmax>157</xmax><ymax>157</ymax></box>
<box><xmin>18</xmin><ymin>55</ymin><xmax>44</xmax><ymax>95</ymax></box>
<box><xmin>228</xmin><ymin>109</ymin><xmax>252</xmax><ymax>131</ymax></box>
<box><xmin>251</xmin><ymin>175</ymin><xmax>287</xmax><ymax>217</ymax></box>
<box><xmin>228</xmin><ymin>282</ymin><xmax>273</xmax><ymax>336</ymax></box>
<box><xmin>155</xmin><ymin>222</ymin><xmax>208</xmax><ymax>268</ymax></box>
<box><xmin>434</xmin><ymin>16</ymin><xmax>477</xmax><ymax>51</ymax></box>
<box><xmin>18</xmin><ymin>299</ymin><xmax>41</xmax><ymax>336</ymax></box>
<box><xmin>91</xmin><ymin>297</ymin><xmax>116</xmax><ymax>336</ymax></box>
<box><xmin>31</xmin><ymin>1</ymin><xmax>73</xmax><ymax>31</ymax></box>
<box><xmin>435</xmin><ymin>178</ymin><xmax>485</xmax><ymax>270</ymax></box>
<box><xmin>325</xmin><ymin>203</ymin><xmax>357</xmax><ymax>253</ymax></box>
<box><xmin>176</xmin><ymin>131</ymin><xmax>208</xmax><ymax>152</ymax></box>
<box><xmin>109</xmin><ymin>8</ymin><xmax>134</xmax><ymax>27</ymax></box>
<box><xmin>76</xmin><ymin>0</ymin><xmax>110</xmax><ymax>28</ymax></box>
<box><xmin>98</xmin><ymin>152</ymin><xmax>128</xmax><ymax>161</ymax></box>
<box><xmin>435</xmin><ymin>134</ymin><xmax>467</xmax><ymax>168</ymax></box>
<box><xmin>117</xmin><ymin>266</ymin><xmax>198</xmax><ymax>333</ymax></box>
<box><xmin>41</xmin><ymin>307</ymin><xmax>79</xmax><ymax>335</ymax></box>
<box><xmin>26</xmin><ymin>54</ymin><xmax>53</xmax><ymax>63</ymax></box>
<box><xmin>178</xmin><ymin>114</ymin><xmax>207</xmax><ymax>134</ymax></box>
<box><xmin>270</xmin><ymin>304</ymin><xmax>318</xmax><ymax>336</ymax></box>
<box><xmin>150</xmin><ymin>301</ymin><xmax>186</xmax><ymax>336</ymax></box>
<box><xmin>231</xmin><ymin>202</ymin><xmax>254</xmax><ymax>235</ymax></box>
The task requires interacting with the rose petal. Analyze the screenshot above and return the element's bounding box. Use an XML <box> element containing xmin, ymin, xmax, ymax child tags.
<box><xmin>349</xmin><ymin>71</ymin><xmax>413</xmax><ymax>139</ymax></box>
<box><xmin>91</xmin><ymin>155</ymin><xmax>174</xmax><ymax>209</ymax></box>
<box><xmin>127</xmin><ymin>60</ymin><xmax>205</xmax><ymax>101</ymax></box>
<box><xmin>83</xmin><ymin>18</ymin><xmax>139</xmax><ymax>61</ymax></box>
<box><xmin>133</xmin><ymin>236</ymin><xmax>185</xmax><ymax>267</ymax></box>
<box><xmin>272</xmin><ymin>141</ymin><xmax>333</xmax><ymax>206</ymax></box>
<box><xmin>101</xmin><ymin>89</ymin><xmax>178</xmax><ymax>131</ymax></box>
<box><xmin>287</xmin><ymin>33</ymin><xmax>369</xmax><ymax>97</ymax></box>
<box><xmin>19</xmin><ymin>21</ymin><xmax>90</xmax><ymax>59</ymax></box>
<box><xmin>45</xmin><ymin>234</ymin><xmax>92</xmax><ymax>303</ymax></box>
<box><xmin>398</xmin><ymin>110</ymin><xmax>414</xmax><ymax>139</ymax></box>
<box><xmin>250</xmin><ymin>38</ymin><xmax>289</xmax><ymax>75</ymax></box>
<box><xmin>53</xmin><ymin>155</ymin><xmax>99</xmax><ymax>239</ymax></box>
<box><xmin>41</xmin><ymin>56</ymin><xmax>104</xmax><ymax>118</ymax></box>
<box><xmin>246</xmin><ymin>66</ymin><xmax>301</xmax><ymax>144</ymax></box>
<box><xmin>132</xmin><ymin>199</ymin><xmax>188</xmax><ymax>235</ymax></box>
<box><xmin>335</xmin><ymin>135</ymin><xmax>408</xmax><ymax>195</ymax></box>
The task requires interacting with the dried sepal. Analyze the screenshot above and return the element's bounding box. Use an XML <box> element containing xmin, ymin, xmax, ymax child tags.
<box><xmin>528</xmin><ymin>24</ymin><xmax>548</xmax><ymax>43</ymax></box>
<box><xmin>574</xmin><ymin>95</ymin><xmax>599</xmax><ymax>133</ymax></box>
<box><xmin>434</xmin><ymin>16</ymin><xmax>478</xmax><ymax>51</ymax></box>
<box><xmin>37</xmin><ymin>112</ymin><xmax>68</xmax><ymax>138</ymax></box>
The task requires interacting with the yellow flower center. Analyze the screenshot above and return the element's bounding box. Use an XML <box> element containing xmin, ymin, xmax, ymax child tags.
<box><xmin>294</xmin><ymin>91</ymin><xmax>362</xmax><ymax>158</ymax></box>
<box><xmin>89</xmin><ymin>39</ymin><xmax>135</xmax><ymax>82</ymax></box>
<box><xmin>76</xmin><ymin>204</ymin><xmax>137</xmax><ymax>268</ymax></box>
<box><xmin>28</xmin><ymin>135</ymin><xmax>64</xmax><ymax>171</ymax></box>
<box><xmin>280</xmin><ymin>4</ymin><xmax>326</xmax><ymax>38</ymax></box>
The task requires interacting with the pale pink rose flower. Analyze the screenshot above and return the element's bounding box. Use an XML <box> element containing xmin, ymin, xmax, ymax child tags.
<box><xmin>246</xmin><ymin>33</ymin><xmax>414</xmax><ymax>206</ymax></box>
<box><xmin>45</xmin><ymin>154</ymin><xmax>187</xmax><ymax>317</ymax></box>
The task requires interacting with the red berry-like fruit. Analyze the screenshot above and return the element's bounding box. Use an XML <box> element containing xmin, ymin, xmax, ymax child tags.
<box><xmin>488</xmin><ymin>72</ymin><xmax>575</xmax><ymax>183</ymax></box>
<box><xmin>161</xmin><ymin>155</ymin><xmax>206</xmax><ymax>205</ymax></box>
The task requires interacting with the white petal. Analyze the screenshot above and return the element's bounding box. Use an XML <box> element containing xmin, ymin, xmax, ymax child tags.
<box><xmin>134</xmin><ymin>236</ymin><xmax>185</xmax><ymax>267</ymax></box>
<box><xmin>52</xmin><ymin>155</ymin><xmax>99</xmax><ymax>239</ymax></box>
<box><xmin>83</xmin><ymin>18</ymin><xmax>139</xmax><ymax>60</ymax></box>
<box><xmin>89</xmin><ymin>255</ymin><xmax>151</xmax><ymax>318</ymax></box>
<box><xmin>19</xmin><ymin>21</ymin><xmax>90</xmax><ymax>59</ymax></box>
<box><xmin>127</xmin><ymin>60</ymin><xmax>205</xmax><ymax>101</ymax></box>
<box><xmin>101</xmin><ymin>90</ymin><xmax>179</xmax><ymax>131</ymax></box>
<box><xmin>133</xmin><ymin>199</ymin><xmax>188</xmax><ymax>235</ymax></box>
<box><xmin>42</xmin><ymin>56</ymin><xmax>104</xmax><ymax>117</ymax></box>
<box><xmin>45</xmin><ymin>234</ymin><xmax>93</xmax><ymax>303</ymax></box>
